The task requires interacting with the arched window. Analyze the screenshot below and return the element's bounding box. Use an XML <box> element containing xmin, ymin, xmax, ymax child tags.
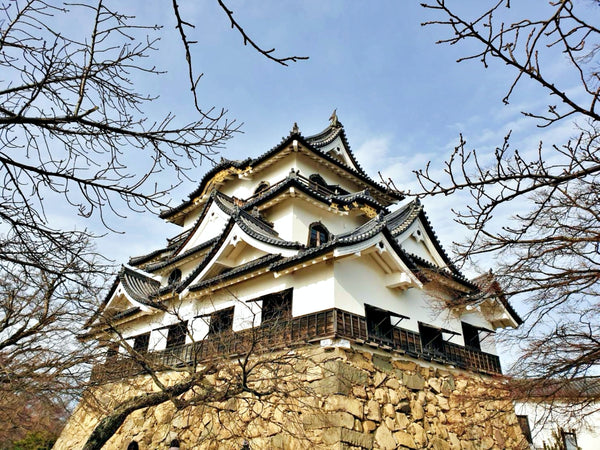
<box><xmin>168</xmin><ymin>268</ymin><xmax>182</xmax><ymax>285</ymax></box>
<box><xmin>254</xmin><ymin>181</ymin><xmax>270</xmax><ymax>195</ymax></box>
<box><xmin>127</xmin><ymin>442</ymin><xmax>139</xmax><ymax>450</ymax></box>
<box><xmin>308</xmin><ymin>222</ymin><xmax>330</xmax><ymax>247</ymax></box>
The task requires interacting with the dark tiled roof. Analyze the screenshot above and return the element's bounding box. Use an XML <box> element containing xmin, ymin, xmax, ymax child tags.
<box><xmin>387</xmin><ymin>200</ymin><xmax>423</xmax><ymax>236</ymax></box>
<box><xmin>188</xmin><ymin>253</ymin><xmax>283</xmax><ymax>292</ymax></box>
<box><xmin>119</xmin><ymin>266</ymin><xmax>161</xmax><ymax>306</ymax></box>
<box><xmin>159</xmin><ymin>158</ymin><xmax>252</xmax><ymax>221</ymax></box>
<box><xmin>159</xmin><ymin>124</ymin><xmax>403</xmax><ymax>221</ymax></box>
<box><xmin>243</xmin><ymin>174</ymin><xmax>387</xmax><ymax>214</ymax></box>
<box><xmin>128</xmin><ymin>245</ymin><xmax>175</xmax><ymax>267</ymax></box>
<box><xmin>305</xmin><ymin>122</ymin><xmax>370</xmax><ymax>179</ymax></box>
<box><xmin>145</xmin><ymin>237</ymin><xmax>219</xmax><ymax>272</ymax></box>
<box><xmin>472</xmin><ymin>272</ymin><xmax>524</xmax><ymax>325</ymax></box>
<box><xmin>407</xmin><ymin>251</ymin><xmax>477</xmax><ymax>290</ymax></box>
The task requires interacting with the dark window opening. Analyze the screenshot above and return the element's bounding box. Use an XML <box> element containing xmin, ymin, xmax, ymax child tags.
<box><xmin>166</xmin><ymin>322</ymin><xmax>188</xmax><ymax>349</ymax></box>
<box><xmin>132</xmin><ymin>332</ymin><xmax>150</xmax><ymax>353</ymax></box>
<box><xmin>561</xmin><ymin>429</ymin><xmax>578</xmax><ymax>450</ymax></box>
<box><xmin>106</xmin><ymin>342</ymin><xmax>119</xmax><ymax>360</ymax></box>
<box><xmin>168</xmin><ymin>268</ymin><xmax>182</xmax><ymax>285</ymax></box>
<box><xmin>208</xmin><ymin>307</ymin><xmax>234</xmax><ymax>336</ymax></box>
<box><xmin>254</xmin><ymin>181</ymin><xmax>270</xmax><ymax>195</ymax></box>
<box><xmin>308</xmin><ymin>222</ymin><xmax>330</xmax><ymax>247</ymax></box>
<box><xmin>127</xmin><ymin>442</ymin><xmax>139</xmax><ymax>450</ymax></box>
<box><xmin>516</xmin><ymin>415</ymin><xmax>533</xmax><ymax>445</ymax></box>
<box><xmin>261</xmin><ymin>289</ymin><xmax>293</xmax><ymax>323</ymax></box>
<box><xmin>365</xmin><ymin>305</ymin><xmax>394</xmax><ymax>343</ymax></box>
<box><xmin>419</xmin><ymin>323</ymin><xmax>444</xmax><ymax>353</ymax></box>
<box><xmin>461</xmin><ymin>322</ymin><xmax>481</xmax><ymax>351</ymax></box>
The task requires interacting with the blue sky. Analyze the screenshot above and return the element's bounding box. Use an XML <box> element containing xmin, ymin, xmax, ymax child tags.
<box><xmin>77</xmin><ymin>1</ymin><xmax>586</xmax><ymax>286</ymax></box>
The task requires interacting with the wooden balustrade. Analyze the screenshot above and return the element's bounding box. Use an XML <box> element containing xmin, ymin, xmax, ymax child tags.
<box><xmin>90</xmin><ymin>308</ymin><xmax>502</xmax><ymax>383</ymax></box>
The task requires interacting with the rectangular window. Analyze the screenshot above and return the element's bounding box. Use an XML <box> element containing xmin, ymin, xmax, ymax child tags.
<box><xmin>562</xmin><ymin>429</ymin><xmax>578</xmax><ymax>450</ymax></box>
<box><xmin>261</xmin><ymin>289</ymin><xmax>292</xmax><ymax>323</ymax></box>
<box><xmin>365</xmin><ymin>304</ymin><xmax>393</xmax><ymax>343</ymax></box>
<box><xmin>461</xmin><ymin>322</ymin><xmax>481</xmax><ymax>351</ymax></box>
<box><xmin>516</xmin><ymin>415</ymin><xmax>533</xmax><ymax>445</ymax></box>
<box><xmin>208</xmin><ymin>307</ymin><xmax>234</xmax><ymax>336</ymax></box>
<box><xmin>419</xmin><ymin>323</ymin><xmax>444</xmax><ymax>353</ymax></box>
<box><xmin>132</xmin><ymin>332</ymin><xmax>150</xmax><ymax>353</ymax></box>
<box><xmin>165</xmin><ymin>322</ymin><xmax>188</xmax><ymax>349</ymax></box>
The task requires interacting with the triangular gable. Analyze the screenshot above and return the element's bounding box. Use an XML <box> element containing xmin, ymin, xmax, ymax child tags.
<box><xmin>179</xmin><ymin>220</ymin><xmax>300</xmax><ymax>297</ymax></box>
<box><xmin>88</xmin><ymin>267</ymin><xmax>160</xmax><ymax>330</ymax></box>
<box><xmin>160</xmin><ymin>127</ymin><xmax>403</xmax><ymax>225</ymax></box>
<box><xmin>395</xmin><ymin>218</ymin><xmax>449</xmax><ymax>270</ymax></box>
<box><xmin>304</xmin><ymin>113</ymin><xmax>365</xmax><ymax>174</ymax></box>
<box><xmin>175</xmin><ymin>193</ymin><xmax>234</xmax><ymax>256</ymax></box>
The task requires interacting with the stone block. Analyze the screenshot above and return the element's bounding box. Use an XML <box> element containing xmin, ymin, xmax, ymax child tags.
<box><xmin>366</xmin><ymin>399</ymin><xmax>381</xmax><ymax>421</ymax></box>
<box><xmin>302</xmin><ymin>411</ymin><xmax>354</xmax><ymax>430</ymax></box>
<box><xmin>429</xmin><ymin>378</ymin><xmax>442</xmax><ymax>394</ymax></box>
<box><xmin>323</xmin><ymin>394</ymin><xmax>364</xmax><ymax>419</ymax></box>
<box><xmin>375</xmin><ymin>425</ymin><xmax>397</xmax><ymax>450</ymax></box>
<box><xmin>409</xmin><ymin>422</ymin><xmax>427</xmax><ymax>447</ymax></box>
<box><xmin>403</xmin><ymin>372</ymin><xmax>425</xmax><ymax>390</ymax></box>
<box><xmin>392</xmin><ymin>360</ymin><xmax>417</xmax><ymax>371</ymax></box>
<box><xmin>373</xmin><ymin>354</ymin><xmax>392</xmax><ymax>371</ymax></box>
<box><xmin>363</xmin><ymin>420</ymin><xmax>377</xmax><ymax>433</ymax></box>
<box><xmin>393</xmin><ymin>430</ymin><xmax>416</xmax><ymax>449</ymax></box>
<box><xmin>431</xmin><ymin>436</ymin><xmax>451</xmax><ymax>450</ymax></box>
<box><xmin>340</xmin><ymin>428</ymin><xmax>374</xmax><ymax>448</ymax></box>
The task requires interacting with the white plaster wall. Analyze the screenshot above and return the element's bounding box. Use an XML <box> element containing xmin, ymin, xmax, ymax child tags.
<box><xmin>180</xmin><ymin>201</ymin><xmax>230</xmax><ymax>253</ymax></box>
<box><xmin>514</xmin><ymin>402</ymin><xmax>600</xmax><ymax>450</ymax></box>
<box><xmin>330</xmin><ymin>255</ymin><xmax>501</xmax><ymax>354</ymax></box>
<box><xmin>220</xmin><ymin>154</ymin><xmax>298</xmax><ymax>200</ymax></box>
<box><xmin>295</xmin><ymin>152</ymin><xmax>362</xmax><ymax>194</ymax></box>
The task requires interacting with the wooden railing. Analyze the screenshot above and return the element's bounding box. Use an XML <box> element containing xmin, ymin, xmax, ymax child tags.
<box><xmin>90</xmin><ymin>308</ymin><xmax>501</xmax><ymax>383</ymax></box>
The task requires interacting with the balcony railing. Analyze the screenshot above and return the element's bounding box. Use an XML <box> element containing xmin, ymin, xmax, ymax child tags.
<box><xmin>91</xmin><ymin>308</ymin><xmax>501</xmax><ymax>383</ymax></box>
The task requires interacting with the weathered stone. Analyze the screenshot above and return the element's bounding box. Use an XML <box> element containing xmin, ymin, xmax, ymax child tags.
<box><xmin>373</xmin><ymin>370</ymin><xmax>387</xmax><ymax>387</ymax></box>
<box><xmin>431</xmin><ymin>436</ymin><xmax>450</xmax><ymax>450</ymax></box>
<box><xmin>374</xmin><ymin>387</ymin><xmax>390</xmax><ymax>404</ymax></box>
<box><xmin>324</xmin><ymin>360</ymin><xmax>368</xmax><ymax>385</ymax></box>
<box><xmin>448</xmin><ymin>432</ymin><xmax>461</xmax><ymax>450</ymax></box>
<box><xmin>393</xmin><ymin>430</ymin><xmax>416</xmax><ymax>449</ymax></box>
<box><xmin>363</xmin><ymin>420</ymin><xmax>377</xmax><ymax>433</ymax></box>
<box><xmin>410</xmin><ymin>400</ymin><xmax>425</xmax><ymax>420</ymax></box>
<box><xmin>442</xmin><ymin>375</ymin><xmax>455</xmax><ymax>394</ymax></box>
<box><xmin>373</xmin><ymin>354</ymin><xmax>392</xmax><ymax>371</ymax></box>
<box><xmin>437</xmin><ymin>395</ymin><xmax>450</xmax><ymax>411</ymax></box>
<box><xmin>311</xmin><ymin>375</ymin><xmax>351</xmax><ymax>395</ymax></box>
<box><xmin>352</xmin><ymin>385</ymin><xmax>368</xmax><ymax>399</ymax></box>
<box><xmin>323</xmin><ymin>394</ymin><xmax>364</xmax><ymax>419</ymax></box>
<box><xmin>303</xmin><ymin>411</ymin><xmax>354</xmax><ymax>430</ymax></box>
<box><xmin>340</xmin><ymin>428</ymin><xmax>374</xmax><ymax>448</ymax></box>
<box><xmin>384</xmin><ymin>416</ymin><xmax>399</xmax><ymax>432</ymax></box>
<box><xmin>385</xmin><ymin>377</ymin><xmax>400</xmax><ymax>390</ymax></box>
<box><xmin>408</xmin><ymin>422</ymin><xmax>427</xmax><ymax>447</ymax></box>
<box><xmin>429</xmin><ymin>378</ymin><xmax>442</xmax><ymax>394</ymax></box>
<box><xmin>382</xmin><ymin>403</ymin><xmax>395</xmax><ymax>418</ymax></box>
<box><xmin>395</xmin><ymin>412</ymin><xmax>410</xmax><ymax>429</ymax></box>
<box><xmin>392</xmin><ymin>360</ymin><xmax>417</xmax><ymax>372</ymax></box>
<box><xmin>375</xmin><ymin>425</ymin><xmax>397</xmax><ymax>450</ymax></box>
<box><xmin>366</xmin><ymin>399</ymin><xmax>381</xmax><ymax>421</ymax></box>
<box><xmin>481</xmin><ymin>436</ymin><xmax>494</xmax><ymax>450</ymax></box>
<box><xmin>403</xmin><ymin>372</ymin><xmax>425</xmax><ymax>390</ymax></box>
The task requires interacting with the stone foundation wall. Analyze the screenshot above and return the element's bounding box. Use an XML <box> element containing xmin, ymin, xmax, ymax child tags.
<box><xmin>54</xmin><ymin>346</ymin><xmax>529</xmax><ymax>449</ymax></box>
